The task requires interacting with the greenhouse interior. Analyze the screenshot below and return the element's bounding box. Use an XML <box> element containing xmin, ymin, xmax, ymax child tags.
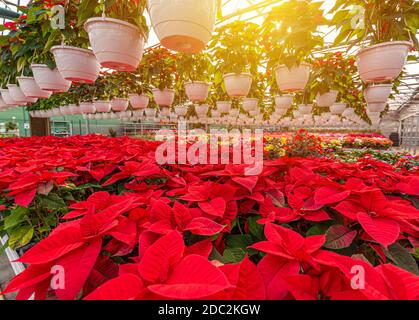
<box><xmin>0</xmin><ymin>0</ymin><xmax>418</xmax><ymax>303</ymax></box>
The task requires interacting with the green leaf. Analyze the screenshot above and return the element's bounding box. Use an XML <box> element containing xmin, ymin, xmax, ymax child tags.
<box><xmin>40</xmin><ymin>193</ymin><xmax>66</xmax><ymax>209</ymax></box>
<box><xmin>225</xmin><ymin>234</ymin><xmax>253</xmax><ymax>250</ymax></box>
<box><xmin>248</xmin><ymin>216</ymin><xmax>264</xmax><ymax>240</ymax></box>
<box><xmin>223</xmin><ymin>247</ymin><xmax>246</xmax><ymax>263</ymax></box>
<box><xmin>8</xmin><ymin>225</ymin><xmax>34</xmax><ymax>249</ymax></box>
<box><xmin>306</xmin><ymin>224</ymin><xmax>328</xmax><ymax>237</ymax></box>
<box><xmin>4</xmin><ymin>206</ymin><xmax>29</xmax><ymax>230</ymax></box>
<box><xmin>384</xmin><ymin>243</ymin><xmax>419</xmax><ymax>275</ymax></box>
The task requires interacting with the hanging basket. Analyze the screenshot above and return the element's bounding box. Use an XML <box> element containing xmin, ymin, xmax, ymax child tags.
<box><xmin>330</xmin><ymin>103</ymin><xmax>347</xmax><ymax>115</ymax></box>
<box><xmin>84</xmin><ymin>17</ymin><xmax>146</xmax><ymax>72</ymax></box>
<box><xmin>50</xmin><ymin>45</ymin><xmax>100</xmax><ymax>84</ymax></box>
<box><xmin>223</xmin><ymin>73</ymin><xmax>253</xmax><ymax>98</ymax></box>
<box><xmin>94</xmin><ymin>100</ymin><xmax>111</xmax><ymax>113</ymax></box>
<box><xmin>31</xmin><ymin>64</ymin><xmax>72</xmax><ymax>93</ymax></box>
<box><xmin>80</xmin><ymin>102</ymin><xmax>96</xmax><ymax>114</ymax></box>
<box><xmin>152</xmin><ymin>89</ymin><xmax>175</xmax><ymax>107</ymax></box>
<box><xmin>316</xmin><ymin>90</ymin><xmax>338</xmax><ymax>107</ymax></box>
<box><xmin>111</xmin><ymin>98</ymin><xmax>129</xmax><ymax>112</ymax></box>
<box><xmin>17</xmin><ymin>77</ymin><xmax>52</xmax><ymax>99</ymax></box>
<box><xmin>356</xmin><ymin>41</ymin><xmax>411</xmax><ymax>83</ymax></box>
<box><xmin>148</xmin><ymin>0</ymin><xmax>216</xmax><ymax>53</ymax></box>
<box><xmin>184</xmin><ymin>81</ymin><xmax>210</xmax><ymax>102</ymax></box>
<box><xmin>129</xmin><ymin>93</ymin><xmax>150</xmax><ymax>109</ymax></box>
<box><xmin>274</xmin><ymin>94</ymin><xmax>293</xmax><ymax>109</ymax></box>
<box><xmin>275</xmin><ymin>63</ymin><xmax>310</xmax><ymax>92</ymax></box>
<box><xmin>7</xmin><ymin>84</ymin><xmax>36</xmax><ymax>104</ymax></box>
<box><xmin>364</xmin><ymin>84</ymin><xmax>392</xmax><ymax>104</ymax></box>
<box><xmin>242</xmin><ymin>98</ymin><xmax>259</xmax><ymax>112</ymax></box>
<box><xmin>216</xmin><ymin>101</ymin><xmax>231</xmax><ymax>114</ymax></box>
<box><xmin>0</xmin><ymin>89</ymin><xmax>17</xmax><ymax>106</ymax></box>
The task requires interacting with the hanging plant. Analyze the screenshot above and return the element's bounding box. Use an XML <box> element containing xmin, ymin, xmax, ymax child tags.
<box><xmin>210</xmin><ymin>21</ymin><xmax>261</xmax><ymax>98</ymax></box>
<box><xmin>261</xmin><ymin>0</ymin><xmax>326</xmax><ymax>92</ymax></box>
<box><xmin>80</xmin><ymin>0</ymin><xmax>149</xmax><ymax>71</ymax></box>
<box><xmin>310</xmin><ymin>52</ymin><xmax>360</xmax><ymax>107</ymax></box>
<box><xmin>331</xmin><ymin>0</ymin><xmax>418</xmax><ymax>83</ymax></box>
<box><xmin>176</xmin><ymin>52</ymin><xmax>213</xmax><ymax>103</ymax></box>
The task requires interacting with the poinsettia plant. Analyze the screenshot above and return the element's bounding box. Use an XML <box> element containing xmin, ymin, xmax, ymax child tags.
<box><xmin>176</xmin><ymin>52</ymin><xmax>213</xmax><ymax>83</ymax></box>
<box><xmin>210</xmin><ymin>21</ymin><xmax>261</xmax><ymax>75</ymax></box>
<box><xmin>309</xmin><ymin>52</ymin><xmax>360</xmax><ymax>98</ymax></box>
<box><xmin>331</xmin><ymin>0</ymin><xmax>419</xmax><ymax>50</ymax></box>
<box><xmin>141</xmin><ymin>47</ymin><xmax>178</xmax><ymax>90</ymax></box>
<box><xmin>261</xmin><ymin>0</ymin><xmax>326</xmax><ymax>69</ymax></box>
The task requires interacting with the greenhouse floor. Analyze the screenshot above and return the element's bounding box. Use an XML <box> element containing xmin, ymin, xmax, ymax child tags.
<box><xmin>0</xmin><ymin>251</ymin><xmax>16</xmax><ymax>300</ymax></box>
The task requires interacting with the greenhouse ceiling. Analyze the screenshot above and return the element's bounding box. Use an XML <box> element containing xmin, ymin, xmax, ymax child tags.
<box><xmin>1</xmin><ymin>0</ymin><xmax>418</xmax><ymax>112</ymax></box>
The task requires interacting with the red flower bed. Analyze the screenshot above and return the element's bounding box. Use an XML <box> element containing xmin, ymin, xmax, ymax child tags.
<box><xmin>0</xmin><ymin>135</ymin><xmax>418</xmax><ymax>300</ymax></box>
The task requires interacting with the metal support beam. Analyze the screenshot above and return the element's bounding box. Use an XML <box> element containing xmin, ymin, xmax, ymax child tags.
<box><xmin>0</xmin><ymin>7</ymin><xmax>19</xmax><ymax>19</ymax></box>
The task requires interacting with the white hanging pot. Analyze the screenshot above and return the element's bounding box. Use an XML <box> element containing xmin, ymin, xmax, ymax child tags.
<box><xmin>330</xmin><ymin>103</ymin><xmax>347</xmax><ymax>115</ymax></box>
<box><xmin>184</xmin><ymin>81</ymin><xmax>210</xmax><ymax>102</ymax></box>
<box><xmin>367</xmin><ymin>102</ymin><xmax>386</xmax><ymax>113</ymax></box>
<box><xmin>84</xmin><ymin>17</ymin><xmax>146</xmax><ymax>72</ymax></box>
<box><xmin>0</xmin><ymin>89</ymin><xmax>18</xmax><ymax>106</ymax></box>
<box><xmin>80</xmin><ymin>102</ymin><xmax>96</xmax><ymax>114</ymax></box>
<box><xmin>274</xmin><ymin>94</ymin><xmax>293</xmax><ymax>109</ymax></box>
<box><xmin>160</xmin><ymin>107</ymin><xmax>170</xmax><ymax>116</ymax></box>
<box><xmin>152</xmin><ymin>88</ymin><xmax>175</xmax><ymax>106</ymax></box>
<box><xmin>111</xmin><ymin>98</ymin><xmax>129</xmax><ymax>112</ymax></box>
<box><xmin>129</xmin><ymin>93</ymin><xmax>150</xmax><ymax>109</ymax></box>
<box><xmin>60</xmin><ymin>106</ymin><xmax>72</xmax><ymax>115</ymax></box>
<box><xmin>229</xmin><ymin>108</ymin><xmax>239</xmax><ymax>117</ymax></box>
<box><xmin>212</xmin><ymin>109</ymin><xmax>220</xmax><ymax>118</ymax></box>
<box><xmin>174</xmin><ymin>105</ymin><xmax>188</xmax><ymax>116</ymax></box>
<box><xmin>216</xmin><ymin>101</ymin><xmax>231</xmax><ymax>114</ymax></box>
<box><xmin>356</xmin><ymin>41</ymin><xmax>412</xmax><ymax>83</ymax></box>
<box><xmin>31</xmin><ymin>64</ymin><xmax>72</xmax><ymax>92</ymax></box>
<box><xmin>298</xmin><ymin>104</ymin><xmax>313</xmax><ymax>115</ymax></box>
<box><xmin>275</xmin><ymin>63</ymin><xmax>310</xmax><ymax>92</ymax></box>
<box><xmin>364</xmin><ymin>84</ymin><xmax>392</xmax><ymax>104</ymax></box>
<box><xmin>95</xmin><ymin>100</ymin><xmax>111</xmax><ymax>113</ymax></box>
<box><xmin>248</xmin><ymin>109</ymin><xmax>259</xmax><ymax>117</ymax></box>
<box><xmin>242</xmin><ymin>98</ymin><xmax>258</xmax><ymax>112</ymax></box>
<box><xmin>17</xmin><ymin>76</ymin><xmax>52</xmax><ymax>99</ymax></box>
<box><xmin>52</xmin><ymin>108</ymin><xmax>62</xmax><ymax>117</ymax></box>
<box><xmin>316</xmin><ymin>90</ymin><xmax>338</xmax><ymax>107</ymax></box>
<box><xmin>195</xmin><ymin>104</ymin><xmax>209</xmax><ymax>117</ymax></box>
<box><xmin>7</xmin><ymin>84</ymin><xmax>35</xmax><ymax>104</ymax></box>
<box><xmin>71</xmin><ymin>105</ymin><xmax>83</xmax><ymax>115</ymax></box>
<box><xmin>147</xmin><ymin>0</ymin><xmax>217</xmax><ymax>53</ymax></box>
<box><xmin>144</xmin><ymin>108</ymin><xmax>156</xmax><ymax>117</ymax></box>
<box><xmin>223</xmin><ymin>73</ymin><xmax>252</xmax><ymax>98</ymax></box>
<box><xmin>50</xmin><ymin>45</ymin><xmax>100</xmax><ymax>83</ymax></box>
